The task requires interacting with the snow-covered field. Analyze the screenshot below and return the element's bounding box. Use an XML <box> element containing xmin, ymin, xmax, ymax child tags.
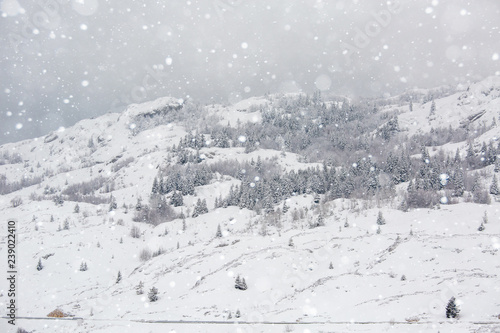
<box><xmin>1</xmin><ymin>78</ymin><xmax>500</xmax><ymax>333</ymax></box>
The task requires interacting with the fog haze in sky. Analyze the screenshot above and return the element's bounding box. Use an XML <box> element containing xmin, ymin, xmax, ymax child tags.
<box><xmin>0</xmin><ymin>0</ymin><xmax>499</xmax><ymax>144</ymax></box>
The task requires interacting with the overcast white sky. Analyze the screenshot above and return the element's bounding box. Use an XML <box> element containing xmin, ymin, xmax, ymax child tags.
<box><xmin>0</xmin><ymin>0</ymin><xmax>499</xmax><ymax>144</ymax></box>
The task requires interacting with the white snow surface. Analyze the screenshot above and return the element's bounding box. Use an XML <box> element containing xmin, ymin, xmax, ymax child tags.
<box><xmin>1</xmin><ymin>77</ymin><xmax>500</xmax><ymax>332</ymax></box>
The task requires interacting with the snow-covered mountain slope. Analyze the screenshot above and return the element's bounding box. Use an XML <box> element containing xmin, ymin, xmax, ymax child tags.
<box><xmin>1</xmin><ymin>77</ymin><xmax>500</xmax><ymax>333</ymax></box>
<box><xmin>396</xmin><ymin>76</ymin><xmax>500</xmax><ymax>138</ymax></box>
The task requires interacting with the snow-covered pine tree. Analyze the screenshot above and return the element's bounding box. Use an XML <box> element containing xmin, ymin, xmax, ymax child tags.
<box><xmin>80</xmin><ymin>261</ymin><xmax>88</xmax><ymax>271</ymax></box>
<box><xmin>235</xmin><ymin>309</ymin><xmax>241</xmax><ymax>318</ymax></box>
<box><xmin>36</xmin><ymin>258</ymin><xmax>43</xmax><ymax>271</ymax></box>
<box><xmin>490</xmin><ymin>175</ymin><xmax>499</xmax><ymax>195</ymax></box>
<box><xmin>216</xmin><ymin>224</ymin><xmax>222</xmax><ymax>238</ymax></box>
<box><xmin>170</xmin><ymin>190</ymin><xmax>184</xmax><ymax>207</ymax></box>
<box><xmin>116</xmin><ymin>271</ymin><xmax>122</xmax><ymax>283</ymax></box>
<box><xmin>136</xmin><ymin>281</ymin><xmax>144</xmax><ymax>295</ymax></box>
<box><xmin>452</xmin><ymin>168</ymin><xmax>465</xmax><ymax>197</ymax></box>
<box><xmin>63</xmin><ymin>218</ymin><xmax>70</xmax><ymax>230</ymax></box>
<box><xmin>329</xmin><ymin>262</ymin><xmax>333</xmax><ymax>269</ymax></box>
<box><xmin>446</xmin><ymin>297</ymin><xmax>460</xmax><ymax>318</ymax></box>
<box><xmin>151</xmin><ymin>177</ymin><xmax>159</xmax><ymax>194</ymax></box>
<box><xmin>376</xmin><ymin>211</ymin><xmax>386</xmax><ymax>225</ymax></box>
<box><xmin>74</xmin><ymin>203</ymin><xmax>80</xmax><ymax>213</ymax></box>
<box><xmin>478</xmin><ymin>223</ymin><xmax>485</xmax><ymax>231</ymax></box>
<box><xmin>282</xmin><ymin>201</ymin><xmax>289</xmax><ymax>213</ymax></box>
<box><xmin>148</xmin><ymin>287</ymin><xmax>159</xmax><ymax>302</ymax></box>
<box><xmin>288</xmin><ymin>237</ymin><xmax>294</xmax><ymax>247</ymax></box>
<box><xmin>235</xmin><ymin>275</ymin><xmax>248</xmax><ymax>290</ymax></box>
<box><xmin>109</xmin><ymin>194</ymin><xmax>117</xmax><ymax>211</ymax></box>
<box><xmin>429</xmin><ymin>99</ymin><xmax>436</xmax><ymax>116</ymax></box>
<box><xmin>135</xmin><ymin>197</ymin><xmax>142</xmax><ymax>211</ymax></box>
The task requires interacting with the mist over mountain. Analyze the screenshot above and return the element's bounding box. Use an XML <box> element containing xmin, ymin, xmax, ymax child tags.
<box><xmin>1</xmin><ymin>0</ymin><xmax>499</xmax><ymax>144</ymax></box>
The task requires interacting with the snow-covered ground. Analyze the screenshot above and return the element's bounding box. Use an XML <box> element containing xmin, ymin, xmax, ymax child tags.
<box><xmin>1</xmin><ymin>78</ymin><xmax>500</xmax><ymax>333</ymax></box>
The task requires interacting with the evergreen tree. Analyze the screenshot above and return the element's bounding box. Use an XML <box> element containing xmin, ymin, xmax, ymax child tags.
<box><xmin>344</xmin><ymin>218</ymin><xmax>349</xmax><ymax>228</ymax></box>
<box><xmin>495</xmin><ymin>159</ymin><xmax>500</xmax><ymax>173</ymax></box>
<box><xmin>235</xmin><ymin>275</ymin><xmax>248</xmax><ymax>290</ymax></box>
<box><xmin>429</xmin><ymin>99</ymin><xmax>436</xmax><ymax>116</ymax></box>
<box><xmin>235</xmin><ymin>309</ymin><xmax>241</xmax><ymax>318</ymax></box>
<box><xmin>182</xmin><ymin>218</ymin><xmax>187</xmax><ymax>231</ymax></box>
<box><xmin>288</xmin><ymin>237</ymin><xmax>294</xmax><ymax>247</ymax></box>
<box><xmin>116</xmin><ymin>271</ymin><xmax>122</xmax><ymax>283</ymax></box>
<box><xmin>376</xmin><ymin>211</ymin><xmax>386</xmax><ymax>225</ymax></box>
<box><xmin>170</xmin><ymin>191</ymin><xmax>184</xmax><ymax>207</ymax></box>
<box><xmin>401</xmin><ymin>275</ymin><xmax>406</xmax><ymax>281</ymax></box>
<box><xmin>36</xmin><ymin>258</ymin><xmax>43</xmax><ymax>271</ymax></box>
<box><xmin>109</xmin><ymin>195</ymin><xmax>117</xmax><ymax>211</ymax></box>
<box><xmin>80</xmin><ymin>261</ymin><xmax>88</xmax><ymax>271</ymax></box>
<box><xmin>192</xmin><ymin>198</ymin><xmax>208</xmax><ymax>217</ymax></box>
<box><xmin>329</xmin><ymin>262</ymin><xmax>334</xmax><ymax>269</ymax></box>
<box><xmin>74</xmin><ymin>203</ymin><xmax>80</xmax><ymax>213</ymax></box>
<box><xmin>490</xmin><ymin>175</ymin><xmax>499</xmax><ymax>195</ymax></box>
<box><xmin>148</xmin><ymin>287</ymin><xmax>159</xmax><ymax>302</ymax></box>
<box><xmin>445</xmin><ymin>297</ymin><xmax>460</xmax><ymax>318</ymax></box>
<box><xmin>151</xmin><ymin>177</ymin><xmax>159</xmax><ymax>194</ymax></box>
<box><xmin>409</xmin><ymin>99</ymin><xmax>413</xmax><ymax>112</ymax></box>
<box><xmin>452</xmin><ymin>168</ymin><xmax>465</xmax><ymax>197</ymax></box>
<box><xmin>466</xmin><ymin>141</ymin><xmax>475</xmax><ymax>167</ymax></box>
<box><xmin>136</xmin><ymin>281</ymin><xmax>144</xmax><ymax>295</ymax></box>
<box><xmin>216</xmin><ymin>224</ymin><xmax>222</xmax><ymax>238</ymax></box>
<box><xmin>376</xmin><ymin>226</ymin><xmax>381</xmax><ymax>234</ymax></box>
<box><xmin>135</xmin><ymin>197</ymin><xmax>142</xmax><ymax>211</ymax></box>
<box><xmin>282</xmin><ymin>201</ymin><xmax>289</xmax><ymax>213</ymax></box>
<box><xmin>63</xmin><ymin>218</ymin><xmax>70</xmax><ymax>230</ymax></box>
<box><xmin>478</xmin><ymin>223</ymin><xmax>485</xmax><ymax>231</ymax></box>
<box><xmin>482</xmin><ymin>211</ymin><xmax>488</xmax><ymax>224</ymax></box>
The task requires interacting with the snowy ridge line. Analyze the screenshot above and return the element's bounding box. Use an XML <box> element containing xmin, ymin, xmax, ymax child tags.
<box><xmin>4</xmin><ymin>316</ymin><xmax>500</xmax><ymax>326</ymax></box>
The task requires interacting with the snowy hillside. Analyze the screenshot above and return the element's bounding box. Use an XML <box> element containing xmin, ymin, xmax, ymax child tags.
<box><xmin>1</xmin><ymin>76</ymin><xmax>500</xmax><ymax>333</ymax></box>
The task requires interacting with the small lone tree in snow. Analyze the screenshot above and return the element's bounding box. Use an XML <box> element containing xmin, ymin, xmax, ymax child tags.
<box><xmin>401</xmin><ymin>275</ymin><xmax>406</xmax><ymax>281</ymax></box>
<box><xmin>148</xmin><ymin>287</ymin><xmax>159</xmax><ymax>302</ymax></box>
<box><xmin>376</xmin><ymin>226</ymin><xmax>381</xmax><ymax>234</ymax></box>
<box><xmin>235</xmin><ymin>309</ymin><xmax>241</xmax><ymax>318</ymax></box>
<box><xmin>344</xmin><ymin>218</ymin><xmax>349</xmax><ymax>228</ymax></box>
<box><xmin>329</xmin><ymin>262</ymin><xmax>334</xmax><ymax>269</ymax></box>
<box><xmin>235</xmin><ymin>275</ymin><xmax>247</xmax><ymax>290</ymax></box>
<box><xmin>36</xmin><ymin>258</ymin><xmax>43</xmax><ymax>271</ymax></box>
<box><xmin>482</xmin><ymin>211</ymin><xmax>488</xmax><ymax>224</ymax></box>
<box><xmin>478</xmin><ymin>223</ymin><xmax>485</xmax><ymax>231</ymax></box>
<box><xmin>74</xmin><ymin>203</ymin><xmax>80</xmax><ymax>213</ymax></box>
<box><xmin>79</xmin><ymin>261</ymin><xmax>88</xmax><ymax>271</ymax></box>
<box><xmin>63</xmin><ymin>218</ymin><xmax>70</xmax><ymax>230</ymax></box>
<box><xmin>288</xmin><ymin>237</ymin><xmax>294</xmax><ymax>247</ymax></box>
<box><xmin>376</xmin><ymin>211</ymin><xmax>386</xmax><ymax>225</ymax></box>
<box><xmin>216</xmin><ymin>224</ymin><xmax>222</xmax><ymax>238</ymax></box>
<box><xmin>446</xmin><ymin>297</ymin><xmax>460</xmax><ymax>318</ymax></box>
<box><xmin>116</xmin><ymin>271</ymin><xmax>122</xmax><ymax>284</ymax></box>
<box><xmin>136</xmin><ymin>281</ymin><xmax>144</xmax><ymax>295</ymax></box>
